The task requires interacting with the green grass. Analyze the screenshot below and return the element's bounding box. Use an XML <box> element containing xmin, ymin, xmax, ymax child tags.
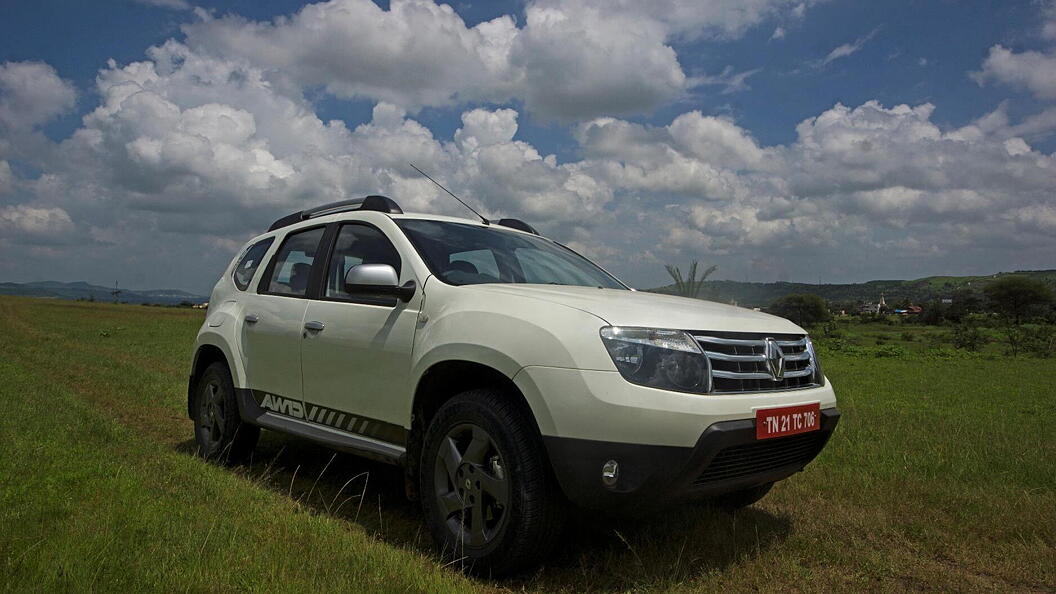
<box><xmin>1</xmin><ymin>296</ymin><xmax>1053</xmax><ymax>592</ymax></box>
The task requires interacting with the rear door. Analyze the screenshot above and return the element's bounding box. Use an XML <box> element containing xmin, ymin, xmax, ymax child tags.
<box><xmin>240</xmin><ymin>225</ymin><xmax>328</xmax><ymax>415</ymax></box>
<box><xmin>300</xmin><ymin>222</ymin><xmax>421</xmax><ymax>444</ymax></box>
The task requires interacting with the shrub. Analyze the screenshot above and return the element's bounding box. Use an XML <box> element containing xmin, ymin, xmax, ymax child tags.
<box><xmin>950</xmin><ymin>324</ymin><xmax>986</xmax><ymax>352</ymax></box>
<box><xmin>873</xmin><ymin>345</ymin><xmax>908</xmax><ymax>358</ymax></box>
<box><xmin>1013</xmin><ymin>325</ymin><xmax>1056</xmax><ymax>358</ymax></box>
<box><xmin>769</xmin><ymin>294</ymin><xmax>830</xmax><ymax>327</ymax></box>
<box><xmin>900</xmin><ymin>331</ymin><xmax>916</xmax><ymax>342</ymax></box>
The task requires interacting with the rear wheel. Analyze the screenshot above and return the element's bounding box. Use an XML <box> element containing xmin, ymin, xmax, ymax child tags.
<box><xmin>420</xmin><ymin>389</ymin><xmax>565</xmax><ymax>576</ymax></box>
<box><xmin>193</xmin><ymin>362</ymin><xmax>259</xmax><ymax>464</ymax></box>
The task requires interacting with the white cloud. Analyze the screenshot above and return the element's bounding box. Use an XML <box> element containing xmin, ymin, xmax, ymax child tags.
<box><xmin>973</xmin><ymin>45</ymin><xmax>1056</xmax><ymax>100</ymax></box>
<box><xmin>0</xmin><ymin>61</ymin><xmax>76</xmax><ymax>130</ymax></box>
<box><xmin>0</xmin><ymin>204</ymin><xmax>74</xmax><ymax>237</ymax></box>
<box><xmin>572</xmin><ymin>100</ymin><xmax>1056</xmax><ymax>276</ymax></box>
<box><xmin>1042</xmin><ymin>1</ymin><xmax>1056</xmax><ymax>40</ymax></box>
<box><xmin>954</xmin><ymin>102</ymin><xmax>1056</xmax><ymax>142</ymax></box>
<box><xmin>180</xmin><ymin>0</ymin><xmax>810</xmax><ymax>120</ymax></box>
<box><xmin>694</xmin><ymin>66</ymin><xmax>763</xmax><ymax>95</ymax></box>
<box><xmin>817</xmin><ymin>26</ymin><xmax>881</xmax><ymax>68</ymax></box>
<box><xmin>0</xmin><ymin>161</ymin><xmax>12</xmax><ymax>195</ymax></box>
<box><xmin>770</xmin><ymin>27</ymin><xmax>786</xmax><ymax>40</ymax></box>
<box><xmin>533</xmin><ymin>0</ymin><xmax>817</xmax><ymax>41</ymax></box>
<box><xmin>8</xmin><ymin>47</ymin><xmax>1054</xmax><ymax>289</ymax></box>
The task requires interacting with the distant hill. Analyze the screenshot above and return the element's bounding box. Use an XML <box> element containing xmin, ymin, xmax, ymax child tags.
<box><xmin>648</xmin><ymin>270</ymin><xmax>1056</xmax><ymax>308</ymax></box>
<box><xmin>0</xmin><ymin>281</ymin><xmax>208</xmax><ymax>305</ymax></box>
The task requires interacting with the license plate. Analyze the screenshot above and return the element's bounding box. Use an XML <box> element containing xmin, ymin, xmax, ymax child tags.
<box><xmin>756</xmin><ymin>403</ymin><xmax>821</xmax><ymax>440</ymax></box>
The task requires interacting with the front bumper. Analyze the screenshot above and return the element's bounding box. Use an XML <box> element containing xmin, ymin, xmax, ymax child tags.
<box><xmin>543</xmin><ymin>408</ymin><xmax>840</xmax><ymax>511</ymax></box>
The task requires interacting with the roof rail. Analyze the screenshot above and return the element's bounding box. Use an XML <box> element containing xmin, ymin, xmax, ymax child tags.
<box><xmin>493</xmin><ymin>218</ymin><xmax>539</xmax><ymax>235</ymax></box>
<box><xmin>268</xmin><ymin>195</ymin><xmax>403</xmax><ymax>232</ymax></box>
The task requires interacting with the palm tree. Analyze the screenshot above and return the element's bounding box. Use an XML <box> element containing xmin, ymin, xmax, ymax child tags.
<box><xmin>665</xmin><ymin>261</ymin><xmax>717</xmax><ymax>299</ymax></box>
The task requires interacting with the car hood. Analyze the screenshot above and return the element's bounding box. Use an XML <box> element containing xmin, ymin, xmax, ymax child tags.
<box><xmin>463</xmin><ymin>284</ymin><xmax>806</xmax><ymax>335</ymax></box>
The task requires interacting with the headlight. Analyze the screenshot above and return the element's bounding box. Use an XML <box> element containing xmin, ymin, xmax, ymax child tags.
<box><xmin>599</xmin><ymin>326</ymin><xmax>711</xmax><ymax>393</ymax></box>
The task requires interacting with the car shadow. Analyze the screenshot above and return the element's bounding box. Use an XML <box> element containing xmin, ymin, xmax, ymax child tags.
<box><xmin>176</xmin><ymin>432</ymin><xmax>793</xmax><ymax>591</ymax></box>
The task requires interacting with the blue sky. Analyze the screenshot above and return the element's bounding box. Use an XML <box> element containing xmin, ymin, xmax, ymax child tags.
<box><xmin>1</xmin><ymin>0</ymin><xmax>1054</xmax><ymax>292</ymax></box>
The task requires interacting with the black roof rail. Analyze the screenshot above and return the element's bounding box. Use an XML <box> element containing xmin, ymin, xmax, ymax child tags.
<box><xmin>268</xmin><ymin>195</ymin><xmax>403</xmax><ymax>232</ymax></box>
<box><xmin>493</xmin><ymin>218</ymin><xmax>539</xmax><ymax>235</ymax></box>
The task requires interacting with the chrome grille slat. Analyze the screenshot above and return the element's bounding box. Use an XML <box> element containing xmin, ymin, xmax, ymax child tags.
<box><xmin>691</xmin><ymin>331</ymin><xmax>820</xmax><ymax>394</ymax></box>
<box><xmin>711</xmin><ymin>367</ymin><xmax>814</xmax><ymax>380</ymax></box>
<box><xmin>693</xmin><ymin>336</ymin><xmax>766</xmax><ymax>346</ymax></box>
<box><xmin>711</xmin><ymin>370</ymin><xmax>773</xmax><ymax>380</ymax></box>
<box><xmin>702</xmin><ymin>351</ymin><xmax>766</xmax><ymax>362</ymax></box>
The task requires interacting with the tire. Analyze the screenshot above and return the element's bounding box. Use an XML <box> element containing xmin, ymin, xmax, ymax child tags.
<box><xmin>420</xmin><ymin>389</ymin><xmax>565</xmax><ymax>577</ymax></box>
<box><xmin>192</xmin><ymin>362</ymin><xmax>260</xmax><ymax>465</ymax></box>
<box><xmin>710</xmin><ymin>482</ymin><xmax>773</xmax><ymax>511</ymax></box>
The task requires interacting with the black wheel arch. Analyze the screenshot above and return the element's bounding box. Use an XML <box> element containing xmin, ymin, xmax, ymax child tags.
<box><xmin>406</xmin><ymin>360</ymin><xmax>545</xmax><ymax>500</ymax></box>
<box><xmin>188</xmin><ymin>344</ymin><xmax>230</xmax><ymax>419</ymax></box>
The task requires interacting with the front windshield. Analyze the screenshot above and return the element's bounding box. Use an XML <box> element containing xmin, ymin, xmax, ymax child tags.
<box><xmin>397</xmin><ymin>219</ymin><xmax>627</xmax><ymax>289</ymax></box>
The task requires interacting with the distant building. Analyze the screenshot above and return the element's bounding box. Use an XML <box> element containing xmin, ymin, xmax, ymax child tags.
<box><xmin>858</xmin><ymin>302</ymin><xmax>880</xmax><ymax>314</ymax></box>
<box><xmin>858</xmin><ymin>293</ymin><xmax>889</xmax><ymax>315</ymax></box>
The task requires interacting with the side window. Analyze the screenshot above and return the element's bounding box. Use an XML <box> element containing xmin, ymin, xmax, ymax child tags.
<box><xmin>263</xmin><ymin>227</ymin><xmax>326</xmax><ymax>297</ymax></box>
<box><xmin>232</xmin><ymin>237</ymin><xmax>274</xmax><ymax>291</ymax></box>
<box><xmin>325</xmin><ymin>224</ymin><xmax>402</xmax><ymax>302</ymax></box>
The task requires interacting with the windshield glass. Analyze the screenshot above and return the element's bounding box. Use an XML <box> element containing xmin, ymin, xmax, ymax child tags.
<box><xmin>397</xmin><ymin>219</ymin><xmax>627</xmax><ymax>289</ymax></box>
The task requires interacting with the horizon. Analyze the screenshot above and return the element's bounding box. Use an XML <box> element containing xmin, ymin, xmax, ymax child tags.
<box><xmin>2</xmin><ymin>0</ymin><xmax>1055</xmax><ymax>294</ymax></box>
<box><xmin>6</xmin><ymin>267</ymin><xmax>1054</xmax><ymax>297</ymax></box>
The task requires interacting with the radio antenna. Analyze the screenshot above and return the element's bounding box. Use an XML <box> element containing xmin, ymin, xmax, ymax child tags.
<box><xmin>409</xmin><ymin>163</ymin><xmax>488</xmax><ymax>225</ymax></box>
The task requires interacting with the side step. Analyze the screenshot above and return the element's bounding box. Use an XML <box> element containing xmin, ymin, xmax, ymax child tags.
<box><xmin>236</xmin><ymin>389</ymin><xmax>405</xmax><ymax>465</ymax></box>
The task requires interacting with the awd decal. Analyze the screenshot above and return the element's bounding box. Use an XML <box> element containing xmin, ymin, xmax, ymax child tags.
<box><xmin>253</xmin><ymin>390</ymin><xmax>407</xmax><ymax>445</ymax></box>
<box><xmin>259</xmin><ymin>393</ymin><xmax>305</xmax><ymax>419</ymax></box>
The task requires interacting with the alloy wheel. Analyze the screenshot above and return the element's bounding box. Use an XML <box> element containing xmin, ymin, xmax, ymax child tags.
<box><xmin>433</xmin><ymin>423</ymin><xmax>511</xmax><ymax>547</ymax></box>
<box><xmin>198</xmin><ymin>380</ymin><xmax>226</xmax><ymax>452</ymax></box>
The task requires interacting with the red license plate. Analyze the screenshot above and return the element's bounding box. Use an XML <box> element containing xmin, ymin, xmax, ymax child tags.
<box><xmin>756</xmin><ymin>403</ymin><xmax>821</xmax><ymax>440</ymax></box>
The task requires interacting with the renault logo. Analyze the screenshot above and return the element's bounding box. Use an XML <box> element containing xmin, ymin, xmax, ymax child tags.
<box><xmin>763</xmin><ymin>337</ymin><xmax>785</xmax><ymax>380</ymax></box>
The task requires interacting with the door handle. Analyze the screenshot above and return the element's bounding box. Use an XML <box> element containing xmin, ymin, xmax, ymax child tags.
<box><xmin>244</xmin><ymin>314</ymin><xmax>259</xmax><ymax>324</ymax></box>
<box><xmin>304</xmin><ymin>321</ymin><xmax>325</xmax><ymax>332</ymax></box>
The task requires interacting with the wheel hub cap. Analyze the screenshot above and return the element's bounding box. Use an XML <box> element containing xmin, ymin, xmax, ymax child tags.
<box><xmin>433</xmin><ymin>423</ymin><xmax>511</xmax><ymax>547</ymax></box>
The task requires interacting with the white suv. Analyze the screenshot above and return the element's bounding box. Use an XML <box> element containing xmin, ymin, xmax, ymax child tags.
<box><xmin>188</xmin><ymin>196</ymin><xmax>840</xmax><ymax>575</ymax></box>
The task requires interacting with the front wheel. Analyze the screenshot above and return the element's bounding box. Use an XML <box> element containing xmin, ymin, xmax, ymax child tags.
<box><xmin>420</xmin><ymin>389</ymin><xmax>565</xmax><ymax>576</ymax></box>
<box><xmin>192</xmin><ymin>362</ymin><xmax>259</xmax><ymax>464</ymax></box>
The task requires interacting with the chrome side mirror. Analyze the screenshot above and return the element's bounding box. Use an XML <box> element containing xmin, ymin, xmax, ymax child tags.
<box><xmin>344</xmin><ymin>264</ymin><xmax>416</xmax><ymax>302</ymax></box>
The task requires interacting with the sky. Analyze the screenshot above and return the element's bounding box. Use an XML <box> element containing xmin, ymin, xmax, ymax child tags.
<box><xmin>0</xmin><ymin>0</ymin><xmax>1054</xmax><ymax>294</ymax></box>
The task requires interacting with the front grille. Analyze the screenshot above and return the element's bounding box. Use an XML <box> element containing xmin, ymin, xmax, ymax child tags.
<box><xmin>693</xmin><ymin>431</ymin><xmax>828</xmax><ymax>486</ymax></box>
<box><xmin>692</xmin><ymin>331</ymin><xmax>819</xmax><ymax>393</ymax></box>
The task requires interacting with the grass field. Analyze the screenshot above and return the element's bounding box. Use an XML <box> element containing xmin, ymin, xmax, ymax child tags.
<box><xmin>1</xmin><ymin>296</ymin><xmax>1053</xmax><ymax>592</ymax></box>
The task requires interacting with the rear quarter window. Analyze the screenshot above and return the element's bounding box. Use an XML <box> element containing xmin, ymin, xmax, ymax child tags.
<box><xmin>232</xmin><ymin>237</ymin><xmax>274</xmax><ymax>291</ymax></box>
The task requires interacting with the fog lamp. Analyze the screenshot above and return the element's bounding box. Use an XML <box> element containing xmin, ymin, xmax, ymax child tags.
<box><xmin>601</xmin><ymin>460</ymin><xmax>619</xmax><ymax>486</ymax></box>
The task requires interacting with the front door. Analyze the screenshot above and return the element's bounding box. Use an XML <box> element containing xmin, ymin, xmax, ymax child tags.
<box><xmin>240</xmin><ymin>225</ymin><xmax>327</xmax><ymax>414</ymax></box>
<box><xmin>300</xmin><ymin>222</ymin><xmax>421</xmax><ymax>445</ymax></box>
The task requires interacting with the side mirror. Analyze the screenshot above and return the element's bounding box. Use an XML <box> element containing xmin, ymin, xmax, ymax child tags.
<box><xmin>344</xmin><ymin>264</ymin><xmax>416</xmax><ymax>302</ymax></box>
